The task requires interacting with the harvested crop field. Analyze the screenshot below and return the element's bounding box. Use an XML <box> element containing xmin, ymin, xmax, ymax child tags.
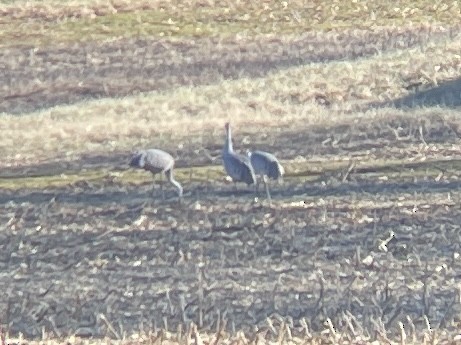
<box><xmin>3</xmin><ymin>120</ymin><xmax>461</xmax><ymax>344</ymax></box>
<box><xmin>3</xmin><ymin>0</ymin><xmax>461</xmax><ymax>344</ymax></box>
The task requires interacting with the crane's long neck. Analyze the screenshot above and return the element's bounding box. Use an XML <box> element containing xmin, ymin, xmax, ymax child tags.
<box><xmin>166</xmin><ymin>169</ymin><xmax>183</xmax><ymax>198</ymax></box>
<box><xmin>224</xmin><ymin>126</ymin><xmax>234</xmax><ymax>153</ymax></box>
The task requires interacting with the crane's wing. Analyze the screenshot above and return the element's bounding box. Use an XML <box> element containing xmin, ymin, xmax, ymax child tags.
<box><xmin>144</xmin><ymin>149</ymin><xmax>175</xmax><ymax>172</ymax></box>
<box><xmin>223</xmin><ymin>153</ymin><xmax>256</xmax><ymax>185</ymax></box>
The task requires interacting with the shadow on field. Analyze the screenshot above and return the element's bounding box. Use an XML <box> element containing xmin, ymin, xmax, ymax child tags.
<box><xmin>2</xmin><ymin>26</ymin><xmax>459</xmax><ymax>114</ymax></box>
<box><xmin>378</xmin><ymin>76</ymin><xmax>461</xmax><ymax>109</ymax></box>
<box><xmin>0</xmin><ymin>151</ymin><xmax>132</xmax><ymax>178</ymax></box>
<box><xmin>225</xmin><ymin>178</ymin><xmax>461</xmax><ymax>200</ymax></box>
<box><xmin>2</xmin><ymin>110</ymin><xmax>460</xmax><ymax>179</ymax></box>
<box><xmin>2</xmin><ymin>177</ymin><xmax>461</xmax><ymax>207</ymax></box>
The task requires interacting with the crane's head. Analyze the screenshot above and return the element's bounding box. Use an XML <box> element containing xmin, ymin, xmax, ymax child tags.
<box><xmin>224</xmin><ymin>122</ymin><xmax>230</xmax><ymax>131</ymax></box>
<box><xmin>129</xmin><ymin>151</ymin><xmax>145</xmax><ymax>168</ymax></box>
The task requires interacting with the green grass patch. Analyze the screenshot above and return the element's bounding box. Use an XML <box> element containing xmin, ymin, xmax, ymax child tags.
<box><xmin>0</xmin><ymin>165</ymin><xmax>225</xmax><ymax>189</ymax></box>
<box><xmin>2</xmin><ymin>157</ymin><xmax>460</xmax><ymax>190</ymax></box>
<box><xmin>1</xmin><ymin>0</ymin><xmax>460</xmax><ymax>47</ymax></box>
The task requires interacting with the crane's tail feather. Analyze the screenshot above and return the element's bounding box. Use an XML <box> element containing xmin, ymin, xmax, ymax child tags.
<box><xmin>268</xmin><ymin>161</ymin><xmax>284</xmax><ymax>180</ymax></box>
<box><xmin>244</xmin><ymin>165</ymin><xmax>257</xmax><ymax>185</ymax></box>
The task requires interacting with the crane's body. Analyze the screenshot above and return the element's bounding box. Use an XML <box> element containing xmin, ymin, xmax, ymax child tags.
<box><xmin>129</xmin><ymin>149</ymin><xmax>183</xmax><ymax>200</ymax></box>
<box><xmin>247</xmin><ymin>150</ymin><xmax>284</xmax><ymax>202</ymax></box>
<box><xmin>222</xmin><ymin>123</ymin><xmax>256</xmax><ymax>188</ymax></box>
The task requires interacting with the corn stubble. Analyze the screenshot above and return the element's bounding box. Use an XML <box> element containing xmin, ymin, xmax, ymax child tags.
<box><xmin>2</xmin><ymin>162</ymin><xmax>461</xmax><ymax>344</ymax></box>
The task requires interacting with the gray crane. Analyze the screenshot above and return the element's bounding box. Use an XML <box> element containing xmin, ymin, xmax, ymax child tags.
<box><xmin>247</xmin><ymin>150</ymin><xmax>284</xmax><ymax>202</ymax></box>
<box><xmin>222</xmin><ymin>122</ymin><xmax>256</xmax><ymax>191</ymax></box>
<box><xmin>129</xmin><ymin>149</ymin><xmax>183</xmax><ymax>200</ymax></box>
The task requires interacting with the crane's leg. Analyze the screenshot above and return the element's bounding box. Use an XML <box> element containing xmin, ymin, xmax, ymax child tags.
<box><xmin>152</xmin><ymin>173</ymin><xmax>164</xmax><ymax>200</ymax></box>
<box><xmin>255</xmin><ymin>176</ymin><xmax>260</xmax><ymax>194</ymax></box>
<box><xmin>151</xmin><ymin>173</ymin><xmax>158</xmax><ymax>198</ymax></box>
<box><xmin>263</xmin><ymin>175</ymin><xmax>272</xmax><ymax>203</ymax></box>
<box><xmin>160</xmin><ymin>173</ymin><xmax>165</xmax><ymax>200</ymax></box>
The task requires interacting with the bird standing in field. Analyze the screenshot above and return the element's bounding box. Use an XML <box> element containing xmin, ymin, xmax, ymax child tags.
<box><xmin>129</xmin><ymin>149</ymin><xmax>183</xmax><ymax>200</ymax></box>
<box><xmin>222</xmin><ymin>122</ymin><xmax>256</xmax><ymax>191</ymax></box>
<box><xmin>247</xmin><ymin>150</ymin><xmax>284</xmax><ymax>202</ymax></box>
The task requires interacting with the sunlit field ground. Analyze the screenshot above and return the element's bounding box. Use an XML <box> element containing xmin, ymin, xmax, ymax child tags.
<box><xmin>2</xmin><ymin>1</ymin><xmax>461</xmax><ymax>344</ymax></box>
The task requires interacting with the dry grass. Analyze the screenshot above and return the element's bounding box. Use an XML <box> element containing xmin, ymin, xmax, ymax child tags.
<box><xmin>2</xmin><ymin>24</ymin><xmax>458</xmax><ymax>114</ymax></box>
<box><xmin>0</xmin><ymin>0</ymin><xmax>460</xmax><ymax>47</ymax></box>
<box><xmin>2</xmin><ymin>27</ymin><xmax>461</xmax><ymax>168</ymax></box>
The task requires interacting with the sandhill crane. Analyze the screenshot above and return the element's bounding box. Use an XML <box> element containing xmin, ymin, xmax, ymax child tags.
<box><xmin>247</xmin><ymin>150</ymin><xmax>284</xmax><ymax>202</ymax></box>
<box><xmin>222</xmin><ymin>122</ymin><xmax>256</xmax><ymax>191</ymax></box>
<box><xmin>129</xmin><ymin>149</ymin><xmax>183</xmax><ymax>200</ymax></box>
